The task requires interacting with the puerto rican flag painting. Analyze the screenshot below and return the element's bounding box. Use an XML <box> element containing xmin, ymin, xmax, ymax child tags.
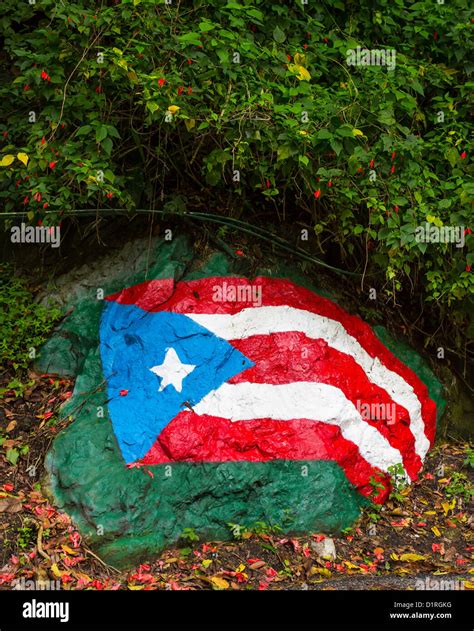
<box><xmin>100</xmin><ymin>277</ymin><xmax>437</xmax><ymax>503</ymax></box>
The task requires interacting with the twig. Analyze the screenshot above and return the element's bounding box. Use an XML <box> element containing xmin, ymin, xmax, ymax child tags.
<box><xmin>83</xmin><ymin>545</ymin><xmax>121</xmax><ymax>574</ymax></box>
<box><xmin>36</xmin><ymin>524</ymin><xmax>51</xmax><ymax>562</ymax></box>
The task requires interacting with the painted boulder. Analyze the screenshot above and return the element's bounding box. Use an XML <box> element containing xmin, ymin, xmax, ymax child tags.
<box><xmin>40</xmin><ymin>237</ymin><xmax>445</xmax><ymax>566</ymax></box>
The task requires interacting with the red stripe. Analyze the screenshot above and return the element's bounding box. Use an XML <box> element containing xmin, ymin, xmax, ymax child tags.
<box><xmin>228</xmin><ymin>332</ymin><xmax>422</xmax><ymax>480</ymax></box>
<box><xmin>140</xmin><ymin>411</ymin><xmax>391</xmax><ymax>503</ymax></box>
<box><xmin>107</xmin><ymin>276</ymin><xmax>436</xmax><ymax>447</ymax></box>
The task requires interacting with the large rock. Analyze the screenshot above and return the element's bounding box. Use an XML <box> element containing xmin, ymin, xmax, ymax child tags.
<box><xmin>39</xmin><ymin>236</ymin><xmax>445</xmax><ymax>567</ymax></box>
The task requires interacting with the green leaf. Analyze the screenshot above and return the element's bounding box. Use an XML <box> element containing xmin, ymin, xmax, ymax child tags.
<box><xmin>199</xmin><ymin>21</ymin><xmax>215</xmax><ymax>32</ymax></box>
<box><xmin>6</xmin><ymin>448</ymin><xmax>19</xmax><ymax>465</ymax></box>
<box><xmin>277</xmin><ymin>145</ymin><xmax>294</xmax><ymax>161</ymax></box>
<box><xmin>273</xmin><ymin>26</ymin><xmax>286</xmax><ymax>43</ymax></box>
<box><xmin>330</xmin><ymin>139</ymin><xmax>343</xmax><ymax>156</ymax></box>
<box><xmin>102</xmin><ymin>137</ymin><xmax>113</xmax><ymax>156</ymax></box>
<box><xmin>316</xmin><ymin>129</ymin><xmax>333</xmax><ymax>140</ymax></box>
<box><xmin>96</xmin><ymin>126</ymin><xmax>108</xmax><ymax>142</ymax></box>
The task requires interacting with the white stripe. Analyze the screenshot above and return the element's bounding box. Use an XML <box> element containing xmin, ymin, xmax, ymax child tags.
<box><xmin>188</xmin><ymin>306</ymin><xmax>429</xmax><ymax>460</ymax></box>
<box><xmin>193</xmin><ymin>382</ymin><xmax>405</xmax><ymax>474</ymax></box>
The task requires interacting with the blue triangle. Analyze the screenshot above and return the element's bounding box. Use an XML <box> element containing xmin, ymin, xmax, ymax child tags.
<box><xmin>100</xmin><ymin>302</ymin><xmax>254</xmax><ymax>462</ymax></box>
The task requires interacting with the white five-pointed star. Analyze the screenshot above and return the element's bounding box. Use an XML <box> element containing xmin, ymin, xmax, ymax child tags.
<box><xmin>149</xmin><ymin>347</ymin><xmax>196</xmax><ymax>393</ymax></box>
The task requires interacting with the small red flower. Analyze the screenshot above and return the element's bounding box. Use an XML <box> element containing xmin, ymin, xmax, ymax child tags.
<box><xmin>187</xmin><ymin>59</ymin><xmax>192</xmax><ymax>65</ymax></box>
<box><xmin>40</xmin><ymin>70</ymin><xmax>51</xmax><ymax>81</ymax></box>
<box><xmin>391</xmin><ymin>151</ymin><xmax>396</xmax><ymax>160</ymax></box>
<box><xmin>177</xmin><ymin>86</ymin><xmax>184</xmax><ymax>96</ymax></box>
<box><xmin>328</xmin><ymin>180</ymin><xmax>332</xmax><ymax>187</ymax></box>
<box><xmin>369</xmin><ymin>159</ymin><xmax>375</xmax><ymax>168</ymax></box>
<box><xmin>235</xmin><ymin>250</ymin><xmax>244</xmax><ymax>256</ymax></box>
<box><xmin>460</xmin><ymin>151</ymin><xmax>467</xmax><ymax>159</ymax></box>
<box><xmin>106</xmin><ymin>192</ymin><xmax>113</xmax><ymax>199</ymax></box>
<box><xmin>314</xmin><ymin>189</ymin><xmax>321</xmax><ymax>199</ymax></box>
<box><xmin>266</xmin><ymin>179</ymin><xmax>271</xmax><ymax>189</ymax></box>
<box><xmin>95</xmin><ymin>86</ymin><xmax>102</xmax><ymax>93</ymax></box>
<box><xmin>323</xmin><ymin>37</ymin><xmax>329</xmax><ymax>43</ymax></box>
<box><xmin>24</xmin><ymin>85</ymin><xmax>30</xmax><ymax>91</ymax></box>
<box><xmin>33</xmin><ymin>192</ymin><xmax>42</xmax><ymax>202</ymax></box>
<box><xmin>23</xmin><ymin>196</ymin><xmax>29</xmax><ymax>205</ymax></box>
<box><xmin>2</xmin><ymin>131</ymin><xmax>8</xmax><ymax>137</ymax></box>
<box><xmin>287</xmin><ymin>54</ymin><xmax>292</xmax><ymax>61</ymax></box>
<box><xmin>3</xmin><ymin>483</ymin><xmax>14</xmax><ymax>492</ymax></box>
<box><xmin>464</xmin><ymin>227</ymin><xmax>471</xmax><ymax>235</ymax></box>
<box><xmin>303</xmin><ymin>44</ymin><xmax>308</xmax><ymax>49</ymax></box>
<box><xmin>41</xmin><ymin>136</ymin><xmax>45</xmax><ymax>145</ymax></box>
<box><xmin>390</xmin><ymin>164</ymin><xmax>395</xmax><ymax>174</ymax></box>
<box><xmin>43</xmin><ymin>202</ymin><xmax>49</xmax><ymax>209</ymax></box>
<box><xmin>49</xmin><ymin>161</ymin><xmax>56</xmax><ymax>169</ymax></box>
<box><xmin>120</xmin><ymin>389</ymin><xmax>129</xmax><ymax>396</ymax></box>
<box><xmin>158</xmin><ymin>78</ymin><xmax>166</xmax><ymax>87</ymax></box>
<box><xmin>187</xmin><ymin>86</ymin><xmax>192</xmax><ymax>95</ymax></box>
<box><xmin>466</xmin><ymin>265</ymin><xmax>472</xmax><ymax>272</ymax></box>
<box><xmin>394</xmin><ymin>205</ymin><xmax>399</xmax><ymax>213</ymax></box>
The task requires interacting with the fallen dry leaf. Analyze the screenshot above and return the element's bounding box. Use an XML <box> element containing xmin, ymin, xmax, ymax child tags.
<box><xmin>399</xmin><ymin>553</ymin><xmax>426</xmax><ymax>562</ymax></box>
<box><xmin>0</xmin><ymin>497</ymin><xmax>22</xmax><ymax>513</ymax></box>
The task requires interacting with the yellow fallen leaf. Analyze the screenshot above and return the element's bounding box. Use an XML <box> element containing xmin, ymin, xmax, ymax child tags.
<box><xmin>235</xmin><ymin>564</ymin><xmax>246</xmax><ymax>573</ymax></box>
<box><xmin>0</xmin><ymin>154</ymin><xmax>15</xmax><ymax>167</ymax></box>
<box><xmin>201</xmin><ymin>559</ymin><xmax>212</xmax><ymax>568</ymax></box>
<box><xmin>210</xmin><ymin>576</ymin><xmax>229</xmax><ymax>590</ymax></box>
<box><xmin>438</xmin><ymin>478</ymin><xmax>449</xmax><ymax>484</ymax></box>
<box><xmin>441</xmin><ymin>499</ymin><xmax>455</xmax><ymax>516</ymax></box>
<box><xmin>468</xmin><ymin>569</ymin><xmax>474</xmax><ymax>575</ymax></box>
<box><xmin>17</xmin><ymin>152</ymin><xmax>29</xmax><ymax>166</ymax></box>
<box><xmin>431</xmin><ymin>526</ymin><xmax>441</xmax><ymax>537</ymax></box>
<box><xmin>51</xmin><ymin>563</ymin><xmax>64</xmax><ymax>577</ymax></box>
<box><xmin>399</xmin><ymin>553</ymin><xmax>426</xmax><ymax>562</ymax></box>
<box><xmin>424</xmin><ymin>510</ymin><xmax>436</xmax><ymax>515</ymax></box>
<box><xmin>184</xmin><ymin>118</ymin><xmax>195</xmax><ymax>131</ymax></box>
<box><xmin>390</xmin><ymin>553</ymin><xmax>399</xmax><ymax>561</ymax></box>
<box><xmin>463</xmin><ymin>581</ymin><xmax>474</xmax><ymax>589</ymax></box>
<box><xmin>128</xmin><ymin>584</ymin><xmax>145</xmax><ymax>590</ymax></box>
<box><xmin>167</xmin><ymin>105</ymin><xmax>180</xmax><ymax>114</ymax></box>
<box><xmin>310</xmin><ymin>566</ymin><xmax>332</xmax><ymax>578</ymax></box>
<box><xmin>343</xmin><ymin>561</ymin><xmax>360</xmax><ymax>569</ymax></box>
<box><xmin>61</xmin><ymin>545</ymin><xmax>79</xmax><ymax>556</ymax></box>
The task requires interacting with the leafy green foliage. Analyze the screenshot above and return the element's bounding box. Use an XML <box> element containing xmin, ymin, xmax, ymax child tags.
<box><xmin>464</xmin><ymin>447</ymin><xmax>474</xmax><ymax>469</ymax></box>
<box><xmin>0</xmin><ymin>265</ymin><xmax>61</xmax><ymax>371</ymax></box>
<box><xmin>0</xmin><ymin>0</ymin><xmax>472</xmax><ymax>330</ymax></box>
<box><xmin>179</xmin><ymin>527</ymin><xmax>200</xmax><ymax>543</ymax></box>
<box><xmin>445</xmin><ymin>472</ymin><xmax>473</xmax><ymax>502</ymax></box>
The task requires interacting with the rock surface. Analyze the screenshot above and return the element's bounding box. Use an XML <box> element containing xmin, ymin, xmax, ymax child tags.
<box><xmin>39</xmin><ymin>236</ymin><xmax>445</xmax><ymax>567</ymax></box>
